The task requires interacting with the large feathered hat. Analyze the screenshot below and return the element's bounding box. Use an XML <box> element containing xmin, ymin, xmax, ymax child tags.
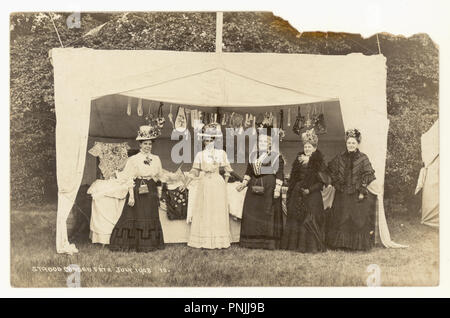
<box><xmin>136</xmin><ymin>124</ymin><xmax>161</xmax><ymax>140</ymax></box>
<box><xmin>345</xmin><ymin>128</ymin><xmax>362</xmax><ymax>143</ymax></box>
<box><xmin>301</xmin><ymin>128</ymin><xmax>318</xmax><ymax>147</ymax></box>
<box><xmin>198</xmin><ymin>122</ymin><xmax>223</xmax><ymax>138</ymax></box>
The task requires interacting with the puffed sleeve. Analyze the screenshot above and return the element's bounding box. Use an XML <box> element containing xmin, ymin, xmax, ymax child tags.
<box><xmin>192</xmin><ymin>151</ymin><xmax>202</xmax><ymax>170</ymax></box>
<box><xmin>153</xmin><ymin>156</ymin><xmax>164</xmax><ymax>181</ymax></box>
<box><xmin>116</xmin><ymin>157</ymin><xmax>136</xmax><ymax>189</ymax></box>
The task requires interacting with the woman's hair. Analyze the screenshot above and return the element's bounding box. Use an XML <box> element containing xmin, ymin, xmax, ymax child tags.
<box><xmin>345</xmin><ymin>128</ymin><xmax>362</xmax><ymax>143</ymax></box>
<box><xmin>139</xmin><ymin>139</ymin><xmax>153</xmax><ymax>145</ymax></box>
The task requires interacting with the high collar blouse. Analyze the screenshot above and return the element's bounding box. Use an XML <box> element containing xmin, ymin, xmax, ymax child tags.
<box><xmin>118</xmin><ymin>152</ymin><xmax>163</xmax><ymax>184</ymax></box>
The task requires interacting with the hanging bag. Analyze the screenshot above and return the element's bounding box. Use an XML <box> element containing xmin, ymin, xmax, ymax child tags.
<box><xmin>156</xmin><ymin>102</ymin><xmax>165</xmax><ymax>128</ymax></box>
<box><xmin>251</xmin><ymin>177</ymin><xmax>265</xmax><ymax>195</ymax></box>
<box><xmin>138</xmin><ymin>179</ymin><xmax>149</xmax><ymax>194</ymax></box>
<box><xmin>292</xmin><ymin>106</ymin><xmax>305</xmax><ymax>135</ymax></box>
<box><xmin>314</xmin><ymin>103</ymin><xmax>327</xmax><ymax>135</ymax></box>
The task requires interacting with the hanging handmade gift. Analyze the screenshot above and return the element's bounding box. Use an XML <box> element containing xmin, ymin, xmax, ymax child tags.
<box><xmin>287</xmin><ymin>108</ymin><xmax>291</xmax><ymax>127</ymax></box>
<box><xmin>313</xmin><ymin>103</ymin><xmax>327</xmax><ymax>135</ymax></box>
<box><xmin>137</xmin><ymin>98</ymin><xmax>143</xmax><ymax>117</ymax></box>
<box><xmin>156</xmin><ymin>102</ymin><xmax>166</xmax><ymax>129</ymax></box>
<box><xmin>126</xmin><ymin>97</ymin><xmax>132</xmax><ymax>116</ymax></box>
<box><xmin>232</xmin><ymin>113</ymin><xmax>244</xmax><ymax>133</ymax></box>
<box><xmin>167</xmin><ymin>104</ymin><xmax>174</xmax><ymax>128</ymax></box>
<box><xmin>174</xmin><ymin>106</ymin><xmax>187</xmax><ymax>132</ymax></box>
<box><xmin>292</xmin><ymin>106</ymin><xmax>305</xmax><ymax>135</ymax></box>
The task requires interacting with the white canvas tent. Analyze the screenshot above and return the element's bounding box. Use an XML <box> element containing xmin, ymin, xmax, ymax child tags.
<box><xmin>50</xmin><ymin>48</ymin><xmax>406</xmax><ymax>253</ymax></box>
<box><xmin>416</xmin><ymin>120</ymin><xmax>439</xmax><ymax>227</ymax></box>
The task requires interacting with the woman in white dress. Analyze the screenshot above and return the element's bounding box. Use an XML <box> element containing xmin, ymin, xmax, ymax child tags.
<box><xmin>185</xmin><ymin>123</ymin><xmax>233</xmax><ymax>249</ymax></box>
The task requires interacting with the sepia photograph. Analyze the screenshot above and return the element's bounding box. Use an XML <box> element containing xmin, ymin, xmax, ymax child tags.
<box><xmin>9</xmin><ymin>9</ymin><xmax>440</xmax><ymax>289</ymax></box>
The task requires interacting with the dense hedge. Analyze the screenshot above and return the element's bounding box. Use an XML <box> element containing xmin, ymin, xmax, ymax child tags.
<box><xmin>10</xmin><ymin>12</ymin><xmax>438</xmax><ymax>210</ymax></box>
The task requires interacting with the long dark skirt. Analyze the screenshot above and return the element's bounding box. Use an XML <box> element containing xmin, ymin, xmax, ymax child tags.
<box><xmin>109</xmin><ymin>179</ymin><xmax>164</xmax><ymax>252</ymax></box>
<box><xmin>326</xmin><ymin>191</ymin><xmax>377</xmax><ymax>251</ymax></box>
<box><xmin>280</xmin><ymin>184</ymin><xmax>327</xmax><ymax>253</ymax></box>
<box><xmin>240</xmin><ymin>174</ymin><xmax>283</xmax><ymax>250</ymax></box>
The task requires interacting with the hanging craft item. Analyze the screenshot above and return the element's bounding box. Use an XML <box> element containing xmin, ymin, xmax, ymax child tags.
<box><xmin>313</xmin><ymin>103</ymin><xmax>327</xmax><ymax>135</ymax></box>
<box><xmin>259</xmin><ymin>112</ymin><xmax>273</xmax><ymax>127</ymax></box>
<box><xmin>126</xmin><ymin>97</ymin><xmax>132</xmax><ymax>116</ymax></box>
<box><xmin>232</xmin><ymin>113</ymin><xmax>244</xmax><ymax>133</ymax></box>
<box><xmin>244</xmin><ymin>113</ymin><xmax>252</xmax><ymax>128</ymax></box>
<box><xmin>221</xmin><ymin>112</ymin><xmax>227</xmax><ymax>125</ymax></box>
<box><xmin>137</xmin><ymin>98</ymin><xmax>143</xmax><ymax>117</ymax></box>
<box><xmin>168</xmin><ymin>104</ymin><xmax>174</xmax><ymax>128</ymax></box>
<box><xmin>292</xmin><ymin>106</ymin><xmax>305</xmax><ymax>135</ymax></box>
<box><xmin>251</xmin><ymin>114</ymin><xmax>257</xmax><ymax>134</ymax></box>
<box><xmin>156</xmin><ymin>102</ymin><xmax>165</xmax><ymax>129</ymax></box>
<box><xmin>287</xmin><ymin>108</ymin><xmax>291</xmax><ymax>127</ymax></box>
<box><xmin>280</xmin><ymin>110</ymin><xmax>284</xmax><ymax>130</ymax></box>
<box><xmin>190</xmin><ymin>109</ymin><xmax>197</xmax><ymax>128</ymax></box>
<box><xmin>185</xmin><ymin>108</ymin><xmax>191</xmax><ymax>128</ymax></box>
<box><xmin>174</xmin><ymin>106</ymin><xmax>187</xmax><ymax>132</ymax></box>
<box><xmin>273</xmin><ymin>112</ymin><xmax>278</xmax><ymax>128</ymax></box>
<box><xmin>279</xmin><ymin>109</ymin><xmax>286</xmax><ymax>141</ymax></box>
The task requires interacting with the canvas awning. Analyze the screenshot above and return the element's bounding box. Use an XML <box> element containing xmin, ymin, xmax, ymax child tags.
<box><xmin>50</xmin><ymin>48</ymin><xmax>405</xmax><ymax>253</ymax></box>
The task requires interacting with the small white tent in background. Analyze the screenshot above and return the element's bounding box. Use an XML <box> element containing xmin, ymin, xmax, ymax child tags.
<box><xmin>416</xmin><ymin>120</ymin><xmax>439</xmax><ymax>227</ymax></box>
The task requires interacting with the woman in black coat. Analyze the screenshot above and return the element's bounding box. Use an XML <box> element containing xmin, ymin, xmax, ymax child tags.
<box><xmin>280</xmin><ymin>129</ymin><xmax>328</xmax><ymax>253</ymax></box>
<box><xmin>326</xmin><ymin>128</ymin><xmax>377</xmax><ymax>251</ymax></box>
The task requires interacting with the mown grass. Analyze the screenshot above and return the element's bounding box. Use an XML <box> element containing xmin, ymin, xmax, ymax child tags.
<box><xmin>10</xmin><ymin>206</ymin><xmax>438</xmax><ymax>287</ymax></box>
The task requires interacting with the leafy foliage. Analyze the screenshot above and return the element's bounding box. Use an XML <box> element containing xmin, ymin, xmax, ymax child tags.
<box><xmin>10</xmin><ymin>12</ymin><xmax>438</xmax><ymax>210</ymax></box>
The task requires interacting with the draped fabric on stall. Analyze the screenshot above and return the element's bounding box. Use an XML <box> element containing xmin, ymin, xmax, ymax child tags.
<box><xmin>50</xmin><ymin>48</ymin><xmax>406</xmax><ymax>253</ymax></box>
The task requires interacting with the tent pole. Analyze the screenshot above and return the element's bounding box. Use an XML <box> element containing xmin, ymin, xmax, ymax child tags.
<box><xmin>216</xmin><ymin>11</ymin><xmax>223</xmax><ymax>53</ymax></box>
<box><xmin>376</xmin><ymin>34</ymin><xmax>381</xmax><ymax>55</ymax></box>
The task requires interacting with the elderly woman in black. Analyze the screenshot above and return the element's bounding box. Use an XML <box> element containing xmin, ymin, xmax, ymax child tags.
<box><xmin>280</xmin><ymin>129</ymin><xmax>328</xmax><ymax>253</ymax></box>
<box><xmin>326</xmin><ymin>128</ymin><xmax>377</xmax><ymax>251</ymax></box>
<box><xmin>236</xmin><ymin>123</ymin><xmax>285</xmax><ymax>250</ymax></box>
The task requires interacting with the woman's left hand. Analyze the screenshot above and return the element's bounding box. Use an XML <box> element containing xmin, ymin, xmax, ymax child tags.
<box><xmin>358</xmin><ymin>193</ymin><xmax>364</xmax><ymax>200</ymax></box>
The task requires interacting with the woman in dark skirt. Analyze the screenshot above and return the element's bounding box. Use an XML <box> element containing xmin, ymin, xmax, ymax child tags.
<box><xmin>326</xmin><ymin>128</ymin><xmax>377</xmax><ymax>251</ymax></box>
<box><xmin>236</xmin><ymin>124</ymin><xmax>284</xmax><ymax>250</ymax></box>
<box><xmin>281</xmin><ymin>129</ymin><xmax>328</xmax><ymax>253</ymax></box>
<box><xmin>109</xmin><ymin>124</ymin><xmax>170</xmax><ymax>253</ymax></box>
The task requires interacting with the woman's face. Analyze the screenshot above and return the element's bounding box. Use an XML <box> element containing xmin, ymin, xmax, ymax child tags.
<box><xmin>140</xmin><ymin>140</ymin><xmax>153</xmax><ymax>153</ymax></box>
<box><xmin>258</xmin><ymin>136</ymin><xmax>271</xmax><ymax>152</ymax></box>
<box><xmin>346</xmin><ymin>137</ymin><xmax>359</xmax><ymax>152</ymax></box>
<box><xmin>304</xmin><ymin>143</ymin><xmax>317</xmax><ymax>156</ymax></box>
<box><xmin>204</xmin><ymin>138</ymin><xmax>215</xmax><ymax>148</ymax></box>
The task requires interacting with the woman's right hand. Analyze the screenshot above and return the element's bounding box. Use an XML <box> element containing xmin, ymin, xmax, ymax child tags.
<box><xmin>128</xmin><ymin>196</ymin><xmax>135</xmax><ymax>207</ymax></box>
<box><xmin>236</xmin><ymin>183</ymin><xmax>246</xmax><ymax>192</ymax></box>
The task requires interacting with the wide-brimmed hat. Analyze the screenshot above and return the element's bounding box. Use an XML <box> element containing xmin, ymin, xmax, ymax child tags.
<box><xmin>136</xmin><ymin>124</ymin><xmax>161</xmax><ymax>140</ymax></box>
<box><xmin>198</xmin><ymin>122</ymin><xmax>222</xmax><ymax>138</ymax></box>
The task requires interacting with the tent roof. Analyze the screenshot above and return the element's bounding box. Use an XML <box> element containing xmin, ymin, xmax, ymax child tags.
<box><xmin>119</xmin><ymin>67</ymin><xmax>336</xmax><ymax>107</ymax></box>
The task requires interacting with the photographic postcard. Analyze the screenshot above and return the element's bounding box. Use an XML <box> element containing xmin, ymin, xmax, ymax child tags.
<box><xmin>5</xmin><ymin>2</ymin><xmax>450</xmax><ymax>298</ymax></box>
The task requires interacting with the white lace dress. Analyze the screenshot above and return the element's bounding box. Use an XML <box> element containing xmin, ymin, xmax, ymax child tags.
<box><xmin>187</xmin><ymin>148</ymin><xmax>233</xmax><ymax>249</ymax></box>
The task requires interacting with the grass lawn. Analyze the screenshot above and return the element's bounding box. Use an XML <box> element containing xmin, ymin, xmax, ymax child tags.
<box><xmin>10</xmin><ymin>205</ymin><xmax>439</xmax><ymax>287</ymax></box>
